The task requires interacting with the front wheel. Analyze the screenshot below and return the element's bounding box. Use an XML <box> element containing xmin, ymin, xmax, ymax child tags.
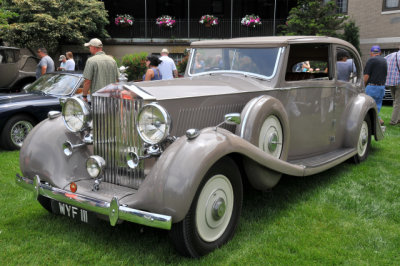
<box><xmin>352</xmin><ymin>115</ymin><xmax>371</xmax><ymax>163</ymax></box>
<box><xmin>1</xmin><ymin>115</ymin><xmax>35</xmax><ymax>150</ymax></box>
<box><xmin>169</xmin><ymin>157</ymin><xmax>243</xmax><ymax>258</ymax></box>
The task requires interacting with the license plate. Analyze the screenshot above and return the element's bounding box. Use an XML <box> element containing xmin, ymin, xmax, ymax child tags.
<box><xmin>51</xmin><ymin>200</ymin><xmax>96</xmax><ymax>224</ymax></box>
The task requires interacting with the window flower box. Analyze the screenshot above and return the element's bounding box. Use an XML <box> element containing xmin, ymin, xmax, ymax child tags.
<box><xmin>199</xmin><ymin>14</ymin><xmax>219</xmax><ymax>27</ymax></box>
<box><xmin>241</xmin><ymin>14</ymin><xmax>262</xmax><ymax>27</ymax></box>
<box><xmin>156</xmin><ymin>15</ymin><xmax>176</xmax><ymax>28</ymax></box>
<box><xmin>115</xmin><ymin>14</ymin><xmax>134</xmax><ymax>27</ymax></box>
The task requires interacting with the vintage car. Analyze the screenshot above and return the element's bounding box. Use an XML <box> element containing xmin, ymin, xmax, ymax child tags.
<box><xmin>0</xmin><ymin>72</ymin><xmax>84</xmax><ymax>150</ymax></box>
<box><xmin>16</xmin><ymin>36</ymin><xmax>384</xmax><ymax>257</ymax></box>
<box><xmin>0</xmin><ymin>46</ymin><xmax>38</xmax><ymax>92</ymax></box>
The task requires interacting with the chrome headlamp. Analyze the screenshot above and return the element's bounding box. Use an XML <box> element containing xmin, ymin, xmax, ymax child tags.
<box><xmin>86</xmin><ymin>155</ymin><xmax>106</xmax><ymax>179</ymax></box>
<box><xmin>137</xmin><ymin>103</ymin><xmax>171</xmax><ymax>145</ymax></box>
<box><xmin>62</xmin><ymin>97</ymin><xmax>91</xmax><ymax>132</ymax></box>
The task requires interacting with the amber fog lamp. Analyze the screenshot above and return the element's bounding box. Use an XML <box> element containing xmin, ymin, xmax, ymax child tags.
<box><xmin>70</xmin><ymin>182</ymin><xmax>77</xmax><ymax>193</ymax></box>
<box><xmin>137</xmin><ymin>103</ymin><xmax>171</xmax><ymax>145</ymax></box>
<box><xmin>62</xmin><ymin>97</ymin><xmax>91</xmax><ymax>132</ymax></box>
<box><xmin>86</xmin><ymin>155</ymin><xmax>106</xmax><ymax>179</ymax></box>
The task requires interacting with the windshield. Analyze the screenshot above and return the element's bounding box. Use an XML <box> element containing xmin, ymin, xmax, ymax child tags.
<box><xmin>188</xmin><ymin>47</ymin><xmax>281</xmax><ymax>78</ymax></box>
<box><xmin>25</xmin><ymin>73</ymin><xmax>81</xmax><ymax>96</ymax></box>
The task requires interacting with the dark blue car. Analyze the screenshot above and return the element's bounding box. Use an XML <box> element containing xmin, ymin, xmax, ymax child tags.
<box><xmin>0</xmin><ymin>72</ymin><xmax>83</xmax><ymax>150</ymax></box>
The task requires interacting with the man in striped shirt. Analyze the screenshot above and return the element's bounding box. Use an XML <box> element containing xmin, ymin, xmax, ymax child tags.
<box><xmin>385</xmin><ymin>48</ymin><xmax>400</xmax><ymax>125</ymax></box>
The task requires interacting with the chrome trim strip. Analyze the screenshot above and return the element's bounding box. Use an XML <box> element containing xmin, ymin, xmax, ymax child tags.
<box><xmin>16</xmin><ymin>174</ymin><xmax>172</xmax><ymax>230</ymax></box>
<box><xmin>123</xmin><ymin>84</ymin><xmax>156</xmax><ymax>100</ymax></box>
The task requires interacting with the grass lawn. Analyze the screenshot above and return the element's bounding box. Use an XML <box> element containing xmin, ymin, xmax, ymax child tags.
<box><xmin>0</xmin><ymin>106</ymin><xmax>399</xmax><ymax>265</ymax></box>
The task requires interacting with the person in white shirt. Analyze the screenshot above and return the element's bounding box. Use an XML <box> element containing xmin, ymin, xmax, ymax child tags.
<box><xmin>57</xmin><ymin>55</ymin><xmax>67</xmax><ymax>71</ymax></box>
<box><xmin>65</xmin><ymin>51</ymin><xmax>76</xmax><ymax>71</ymax></box>
<box><xmin>158</xmin><ymin>48</ymin><xmax>178</xmax><ymax>80</ymax></box>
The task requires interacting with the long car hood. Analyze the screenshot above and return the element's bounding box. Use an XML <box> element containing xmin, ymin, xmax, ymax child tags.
<box><xmin>133</xmin><ymin>74</ymin><xmax>272</xmax><ymax>100</ymax></box>
<box><xmin>0</xmin><ymin>93</ymin><xmax>57</xmax><ymax>106</ymax></box>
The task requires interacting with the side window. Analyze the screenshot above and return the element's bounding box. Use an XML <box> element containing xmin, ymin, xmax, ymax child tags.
<box><xmin>285</xmin><ymin>44</ymin><xmax>331</xmax><ymax>81</ymax></box>
<box><xmin>335</xmin><ymin>47</ymin><xmax>360</xmax><ymax>84</ymax></box>
<box><xmin>2</xmin><ymin>49</ymin><xmax>18</xmax><ymax>64</ymax></box>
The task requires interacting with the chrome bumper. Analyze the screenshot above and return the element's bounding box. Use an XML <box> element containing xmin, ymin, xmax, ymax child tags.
<box><xmin>15</xmin><ymin>174</ymin><xmax>172</xmax><ymax>230</ymax></box>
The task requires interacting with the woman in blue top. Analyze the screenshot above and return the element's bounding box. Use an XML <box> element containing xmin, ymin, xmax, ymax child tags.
<box><xmin>143</xmin><ymin>55</ymin><xmax>162</xmax><ymax>81</ymax></box>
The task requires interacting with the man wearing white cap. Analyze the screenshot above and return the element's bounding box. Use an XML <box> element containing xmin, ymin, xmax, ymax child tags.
<box><xmin>82</xmin><ymin>38</ymin><xmax>119</xmax><ymax>101</ymax></box>
<box><xmin>57</xmin><ymin>55</ymin><xmax>67</xmax><ymax>71</ymax></box>
<box><xmin>158</xmin><ymin>48</ymin><xmax>178</xmax><ymax>80</ymax></box>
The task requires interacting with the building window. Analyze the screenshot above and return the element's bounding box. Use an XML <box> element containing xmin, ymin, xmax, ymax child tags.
<box><xmin>383</xmin><ymin>0</ymin><xmax>400</xmax><ymax>11</ymax></box>
<box><xmin>323</xmin><ymin>0</ymin><xmax>348</xmax><ymax>14</ymax></box>
<box><xmin>336</xmin><ymin>0</ymin><xmax>348</xmax><ymax>13</ymax></box>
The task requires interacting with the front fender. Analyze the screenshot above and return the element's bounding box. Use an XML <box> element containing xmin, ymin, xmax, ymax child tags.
<box><xmin>20</xmin><ymin>116</ymin><xmax>92</xmax><ymax>189</ymax></box>
<box><xmin>134</xmin><ymin>127</ymin><xmax>304</xmax><ymax>222</ymax></box>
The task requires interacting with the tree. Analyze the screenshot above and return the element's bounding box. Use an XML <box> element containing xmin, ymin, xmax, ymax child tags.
<box><xmin>0</xmin><ymin>0</ymin><xmax>109</xmax><ymax>55</ymax></box>
<box><xmin>0</xmin><ymin>0</ymin><xmax>17</xmax><ymax>27</ymax></box>
<box><xmin>279</xmin><ymin>0</ymin><xmax>347</xmax><ymax>37</ymax></box>
<box><xmin>343</xmin><ymin>20</ymin><xmax>361</xmax><ymax>54</ymax></box>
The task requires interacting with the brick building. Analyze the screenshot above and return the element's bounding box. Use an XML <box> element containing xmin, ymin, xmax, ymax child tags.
<box><xmin>347</xmin><ymin>0</ymin><xmax>400</xmax><ymax>63</ymax></box>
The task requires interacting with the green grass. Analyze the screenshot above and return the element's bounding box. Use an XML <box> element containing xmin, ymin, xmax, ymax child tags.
<box><xmin>1</xmin><ymin>106</ymin><xmax>400</xmax><ymax>265</ymax></box>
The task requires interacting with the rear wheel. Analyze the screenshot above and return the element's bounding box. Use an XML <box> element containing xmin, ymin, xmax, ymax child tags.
<box><xmin>353</xmin><ymin>115</ymin><xmax>371</xmax><ymax>163</ymax></box>
<box><xmin>169</xmin><ymin>157</ymin><xmax>243</xmax><ymax>258</ymax></box>
<box><xmin>1</xmin><ymin>115</ymin><xmax>35</xmax><ymax>150</ymax></box>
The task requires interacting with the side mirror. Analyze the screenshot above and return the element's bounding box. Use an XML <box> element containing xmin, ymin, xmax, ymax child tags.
<box><xmin>224</xmin><ymin>113</ymin><xmax>241</xmax><ymax>125</ymax></box>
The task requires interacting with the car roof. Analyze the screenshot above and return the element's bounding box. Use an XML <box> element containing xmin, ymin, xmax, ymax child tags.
<box><xmin>190</xmin><ymin>36</ymin><xmax>353</xmax><ymax>48</ymax></box>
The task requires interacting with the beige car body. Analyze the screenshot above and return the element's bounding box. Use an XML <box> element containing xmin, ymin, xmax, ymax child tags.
<box><xmin>17</xmin><ymin>36</ymin><xmax>383</xmax><ymax>257</ymax></box>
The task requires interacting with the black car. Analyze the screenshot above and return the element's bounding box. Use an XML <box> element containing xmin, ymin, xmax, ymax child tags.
<box><xmin>0</xmin><ymin>72</ymin><xmax>83</xmax><ymax>150</ymax></box>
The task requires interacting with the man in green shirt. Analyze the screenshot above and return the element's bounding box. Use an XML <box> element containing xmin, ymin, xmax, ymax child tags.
<box><xmin>82</xmin><ymin>38</ymin><xmax>119</xmax><ymax>102</ymax></box>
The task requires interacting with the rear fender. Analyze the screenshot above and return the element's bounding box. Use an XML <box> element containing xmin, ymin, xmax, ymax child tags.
<box><xmin>343</xmin><ymin>94</ymin><xmax>384</xmax><ymax>149</ymax></box>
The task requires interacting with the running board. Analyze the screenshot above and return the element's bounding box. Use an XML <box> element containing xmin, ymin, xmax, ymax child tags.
<box><xmin>288</xmin><ymin>148</ymin><xmax>357</xmax><ymax>176</ymax></box>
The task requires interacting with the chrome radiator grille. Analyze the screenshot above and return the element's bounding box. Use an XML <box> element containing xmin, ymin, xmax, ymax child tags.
<box><xmin>92</xmin><ymin>96</ymin><xmax>144</xmax><ymax>189</ymax></box>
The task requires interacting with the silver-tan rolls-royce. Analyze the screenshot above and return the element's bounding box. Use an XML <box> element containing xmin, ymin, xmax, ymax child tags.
<box><xmin>16</xmin><ymin>36</ymin><xmax>384</xmax><ymax>257</ymax></box>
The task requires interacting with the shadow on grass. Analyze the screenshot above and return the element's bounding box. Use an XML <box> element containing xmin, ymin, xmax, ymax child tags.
<box><xmin>15</xmin><ymin>162</ymin><xmax>355</xmax><ymax>262</ymax></box>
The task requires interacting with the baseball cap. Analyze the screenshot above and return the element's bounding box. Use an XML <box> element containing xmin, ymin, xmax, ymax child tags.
<box><xmin>84</xmin><ymin>38</ymin><xmax>103</xmax><ymax>48</ymax></box>
<box><xmin>59</xmin><ymin>55</ymin><xmax>66</xmax><ymax>61</ymax></box>
<box><xmin>370</xmin><ymin>45</ymin><xmax>381</xmax><ymax>53</ymax></box>
<box><xmin>161</xmin><ymin>48</ymin><xmax>169</xmax><ymax>54</ymax></box>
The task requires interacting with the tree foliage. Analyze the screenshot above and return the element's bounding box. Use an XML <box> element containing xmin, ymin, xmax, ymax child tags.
<box><xmin>0</xmin><ymin>0</ymin><xmax>109</xmax><ymax>54</ymax></box>
<box><xmin>0</xmin><ymin>0</ymin><xmax>17</xmax><ymax>27</ymax></box>
<box><xmin>279</xmin><ymin>0</ymin><xmax>347</xmax><ymax>37</ymax></box>
<box><xmin>343</xmin><ymin>20</ymin><xmax>361</xmax><ymax>54</ymax></box>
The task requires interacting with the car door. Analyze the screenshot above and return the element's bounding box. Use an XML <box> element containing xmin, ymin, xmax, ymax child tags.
<box><xmin>282</xmin><ymin>43</ymin><xmax>336</xmax><ymax>158</ymax></box>
<box><xmin>333</xmin><ymin>45</ymin><xmax>363</xmax><ymax>148</ymax></box>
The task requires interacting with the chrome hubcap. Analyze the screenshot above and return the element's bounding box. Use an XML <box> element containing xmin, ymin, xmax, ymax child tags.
<box><xmin>268</xmin><ymin>132</ymin><xmax>278</xmax><ymax>153</ymax></box>
<box><xmin>212</xmin><ymin>198</ymin><xmax>226</xmax><ymax>220</ymax></box>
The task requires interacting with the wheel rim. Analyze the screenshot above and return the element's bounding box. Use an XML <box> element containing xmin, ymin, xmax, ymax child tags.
<box><xmin>195</xmin><ymin>174</ymin><xmax>234</xmax><ymax>242</ymax></box>
<box><xmin>357</xmin><ymin>120</ymin><xmax>368</xmax><ymax>157</ymax></box>
<box><xmin>10</xmin><ymin>120</ymin><xmax>33</xmax><ymax>147</ymax></box>
<box><xmin>259</xmin><ymin>115</ymin><xmax>283</xmax><ymax>158</ymax></box>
